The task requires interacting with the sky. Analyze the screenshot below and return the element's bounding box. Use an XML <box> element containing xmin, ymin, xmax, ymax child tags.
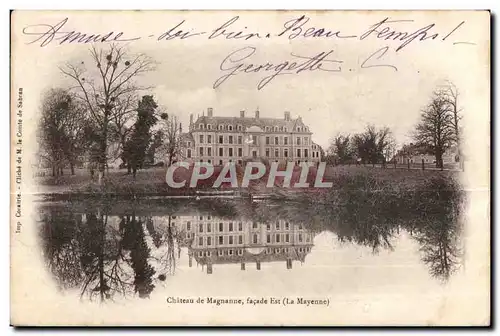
<box><xmin>16</xmin><ymin>11</ymin><xmax>488</xmax><ymax>150</ymax></box>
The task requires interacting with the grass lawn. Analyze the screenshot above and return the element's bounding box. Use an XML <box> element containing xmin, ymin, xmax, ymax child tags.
<box><xmin>36</xmin><ymin>164</ymin><xmax>459</xmax><ymax>196</ymax></box>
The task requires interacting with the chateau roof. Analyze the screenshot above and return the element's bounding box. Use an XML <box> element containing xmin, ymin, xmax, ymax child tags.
<box><xmin>192</xmin><ymin>115</ymin><xmax>311</xmax><ymax>133</ymax></box>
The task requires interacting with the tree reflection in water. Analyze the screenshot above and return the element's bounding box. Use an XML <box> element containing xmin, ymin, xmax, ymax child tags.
<box><xmin>39</xmin><ymin>174</ymin><xmax>465</xmax><ymax>301</ymax></box>
<box><xmin>39</xmin><ymin>207</ymin><xmax>185</xmax><ymax>302</ymax></box>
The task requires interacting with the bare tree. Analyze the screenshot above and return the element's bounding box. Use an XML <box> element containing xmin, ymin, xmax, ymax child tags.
<box><xmin>441</xmin><ymin>81</ymin><xmax>463</xmax><ymax>170</ymax></box>
<box><xmin>328</xmin><ymin>134</ymin><xmax>352</xmax><ymax>165</ymax></box>
<box><xmin>158</xmin><ymin>115</ymin><xmax>183</xmax><ymax>167</ymax></box>
<box><xmin>414</xmin><ymin>91</ymin><xmax>455</xmax><ymax>170</ymax></box>
<box><xmin>59</xmin><ymin>44</ymin><xmax>156</xmax><ymax>185</ymax></box>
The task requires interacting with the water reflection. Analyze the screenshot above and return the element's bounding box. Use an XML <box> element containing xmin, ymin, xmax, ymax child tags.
<box><xmin>38</xmin><ymin>177</ymin><xmax>464</xmax><ymax>302</ymax></box>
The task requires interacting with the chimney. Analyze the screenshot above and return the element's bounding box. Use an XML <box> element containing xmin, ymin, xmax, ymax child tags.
<box><xmin>188</xmin><ymin>253</ymin><xmax>193</xmax><ymax>267</ymax></box>
<box><xmin>255</xmin><ymin>109</ymin><xmax>260</xmax><ymax>119</ymax></box>
<box><xmin>189</xmin><ymin>114</ymin><xmax>193</xmax><ymax>126</ymax></box>
<box><xmin>240</xmin><ymin>110</ymin><xmax>245</xmax><ymax>118</ymax></box>
<box><xmin>207</xmin><ymin>263</ymin><xmax>213</xmax><ymax>274</ymax></box>
<box><xmin>179</xmin><ymin>123</ymin><xmax>183</xmax><ymax>134</ymax></box>
<box><xmin>284</xmin><ymin>111</ymin><xmax>290</xmax><ymax>121</ymax></box>
<box><xmin>207</xmin><ymin>107</ymin><xmax>213</xmax><ymax>117</ymax></box>
<box><xmin>256</xmin><ymin>261</ymin><xmax>261</xmax><ymax>270</ymax></box>
<box><xmin>241</xmin><ymin>262</ymin><xmax>246</xmax><ymax>270</ymax></box>
<box><xmin>286</xmin><ymin>258</ymin><xmax>293</xmax><ymax>269</ymax></box>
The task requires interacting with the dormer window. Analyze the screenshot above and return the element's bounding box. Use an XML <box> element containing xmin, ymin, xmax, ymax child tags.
<box><xmin>274</xmin><ymin>126</ymin><xmax>278</xmax><ymax>132</ymax></box>
<box><xmin>207</xmin><ymin>124</ymin><xmax>212</xmax><ymax>130</ymax></box>
<box><xmin>218</xmin><ymin>124</ymin><xmax>223</xmax><ymax>130</ymax></box>
<box><xmin>237</xmin><ymin>125</ymin><xmax>242</xmax><ymax>131</ymax></box>
<box><xmin>297</xmin><ymin>127</ymin><xmax>302</xmax><ymax>132</ymax></box>
<box><xmin>284</xmin><ymin>127</ymin><xmax>287</xmax><ymax>132</ymax></box>
<box><xmin>279</xmin><ymin>126</ymin><xmax>283</xmax><ymax>132</ymax></box>
<box><xmin>199</xmin><ymin>124</ymin><xmax>205</xmax><ymax>130</ymax></box>
<box><xmin>228</xmin><ymin>125</ymin><xmax>233</xmax><ymax>131</ymax></box>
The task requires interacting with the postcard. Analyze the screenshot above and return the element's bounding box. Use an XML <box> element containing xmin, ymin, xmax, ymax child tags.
<box><xmin>10</xmin><ymin>10</ymin><xmax>490</xmax><ymax>326</ymax></box>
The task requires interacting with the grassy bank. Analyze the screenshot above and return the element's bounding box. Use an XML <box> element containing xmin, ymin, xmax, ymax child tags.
<box><xmin>37</xmin><ymin>165</ymin><xmax>458</xmax><ymax>197</ymax></box>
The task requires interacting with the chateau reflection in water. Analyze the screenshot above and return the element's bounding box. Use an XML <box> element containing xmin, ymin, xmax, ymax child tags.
<box><xmin>182</xmin><ymin>216</ymin><xmax>315</xmax><ymax>273</ymax></box>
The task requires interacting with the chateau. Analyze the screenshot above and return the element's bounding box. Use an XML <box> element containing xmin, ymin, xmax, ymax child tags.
<box><xmin>180</xmin><ymin>108</ymin><xmax>323</xmax><ymax>165</ymax></box>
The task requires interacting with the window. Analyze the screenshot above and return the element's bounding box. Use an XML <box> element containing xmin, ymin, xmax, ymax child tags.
<box><xmin>304</xmin><ymin>137</ymin><xmax>309</xmax><ymax>145</ymax></box>
<box><xmin>284</xmin><ymin>137</ymin><xmax>288</xmax><ymax>145</ymax></box>
<box><xmin>218</xmin><ymin>236</ymin><xmax>223</xmax><ymax>245</ymax></box>
<box><xmin>198</xmin><ymin>251</ymin><xmax>203</xmax><ymax>257</ymax></box>
<box><xmin>229</xmin><ymin>135</ymin><xmax>233</xmax><ymax>144</ymax></box>
<box><xmin>219</xmin><ymin>223</ymin><xmax>224</xmax><ymax>232</ymax></box>
<box><xmin>285</xmin><ymin>222</ymin><xmax>290</xmax><ymax>230</ymax></box>
<box><xmin>200</xmin><ymin>124</ymin><xmax>205</xmax><ymax>130</ymax></box>
<box><xmin>218</xmin><ymin>125</ymin><xmax>223</xmax><ymax>130</ymax></box>
<box><xmin>238</xmin><ymin>148</ymin><xmax>242</xmax><ymax>156</ymax></box>
<box><xmin>229</xmin><ymin>249</ymin><xmax>234</xmax><ymax>256</ymax></box>
<box><xmin>187</xmin><ymin>149</ymin><xmax>192</xmax><ymax>158</ymax></box>
<box><xmin>266</xmin><ymin>137</ymin><xmax>270</xmax><ymax>145</ymax></box>
<box><xmin>299</xmin><ymin>233</ymin><xmax>303</xmax><ymax>242</ymax></box>
<box><xmin>229</xmin><ymin>222</ymin><xmax>233</xmax><ymax>231</ymax></box>
<box><xmin>229</xmin><ymin>236</ymin><xmax>234</xmax><ymax>245</ymax></box>
<box><xmin>237</xmin><ymin>125</ymin><xmax>242</xmax><ymax>131</ymax></box>
<box><xmin>284</xmin><ymin>149</ymin><xmax>288</xmax><ymax>158</ymax></box>
<box><xmin>238</xmin><ymin>222</ymin><xmax>243</xmax><ymax>231</ymax></box>
<box><xmin>218</xmin><ymin>250</ymin><xmax>223</xmax><ymax>256</ymax></box>
<box><xmin>207</xmin><ymin>135</ymin><xmax>212</xmax><ymax>143</ymax></box>
<box><xmin>219</xmin><ymin>135</ymin><xmax>223</xmax><ymax>144</ymax></box>
<box><xmin>297</xmin><ymin>137</ymin><xmax>301</xmax><ymax>145</ymax></box>
<box><xmin>207</xmin><ymin>237</ymin><xmax>212</xmax><ymax>246</ymax></box>
<box><xmin>200</xmin><ymin>147</ymin><xmax>205</xmax><ymax>156</ymax></box>
<box><xmin>199</xmin><ymin>135</ymin><xmax>204</xmax><ymax>143</ymax></box>
<box><xmin>276</xmin><ymin>222</ymin><xmax>280</xmax><ymax>230</ymax></box>
<box><xmin>252</xmin><ymin>222</ymin><xmax>258</xmax><ymax>229</ymax></box>
<box><xmin>274</xmin><ymin>137</ymin><xmax>279</xmax><ymax>145</ymax></box>
<box><xmin>238</xmin><ymin>249</ymin><xmax>243</xmax><ymax>256</ymax></box>
<box><xmin>304</xmin><ymin>149</ymin><xmax>309</xmax><ymax>157</ymax></box>
<box><xmin>219</xmin><ymin>160</ymin><xmax>223</xmax><ymax>165</ymax></box>
<box><xmin>284</xmin><ymin>127</ymin><xmax>288</xmax><ymax>132</ymax></box>
<box><xmin>208</xmin><ymin>147</ymin><xmax>212</xmax><ymax>156</ymax></box>
<box><xmin>238</xmin><ymin>136</ymin><xmax>242</xmax><ymax>144</ymax></box>
<box><xmin>228</xmin><ymin>125</ymin><xmax>233</xmax><ymax>131</ymax></box>
<box><xmin>187</xmin><ymin>222</ymin><xmax>191</xmax><ymax>231</ymax></box>
<box><xmin>199</xmin><ymin>224</ymin><xmax>203</xmax><ymax>233</ymax></box>
<box><xmin>275</xmin><ymin>149</ymin><xmax>279</xmax><ymax>158</ymax></box>
<box><xmin>265</xmin><ymin>149</ymin><xmax>270</xmax><ymax>157</ymax></box>
<box><xmin>187</xmin><ymin>141</ymin><xmax>191</xmax><ymax>147</ymax></box>
<box><xmin>198</xmin><ymin>237</ymin><xmax>203</xmax><ymax>246</ymax></box>
<box><xmin>207</xmin><ymin>223</ymin><xmax>211</xmax><ymax>232</ymax></box>
<box><xmin>267</xmin><ymin>234</ymin><xmax>271</xmax><ymax>243</ymax></box>
<box><xmin>285</xmin><ymin>233</ymin><xmax>290</xmax><ymax>243</ymax></box>
<box><xmin>219</xmin><ymin>148</ymin><xmax>223</xmax><ymax>156</ymax></box>
<box><xmin>276</xmin><ymin>234</ymin><xmax>280</xmax><ymax>243</ymax></box>
<box><xmin>252</xmin><ymin>135</ymin><xmax>258</xmax><ymax>145</ymax></box>
<box><xmin>252</xmin><ymin>150</ymin><xmax>257</xmax><ymax>158</ymax></box>
<box><xmin>238</xmin><ymin>235</ymin><xmax>243</xmax><ymax>244</ymax></box>
<box><xmin>228</xmin><ymin>148</ymin><xmax>233</xmax><ymax>157</ymax></box>
<box><xmin>266</xmin><ymin>223</ymin><xmax>271</xmax><ymax>230</ymax></box>
<box><xmin>207</xmin><ymin>124</ymin><xmax>212</xmax><ymax>130</ymax></box>
<box><xmin>280</xmin><ymin>126</ymin><xmax>283</xmax><ymax>132</ymax></box>
<box><xmin>253</xmin><ymin>234</ymin><xmax>258</xmax><ymax>244</ymax></box>
<box><xmin>297</xmin><ymin>149</ymin><xmax>301</xmax><ymax>157</ymax></box>
<box><xmin>274</xmin><ymin>126</ymin><xmax>278</xmax><ymax>132</ymax></box>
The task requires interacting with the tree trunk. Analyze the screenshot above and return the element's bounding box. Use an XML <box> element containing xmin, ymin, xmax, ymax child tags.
<box><xmin>133</xmin><ymin>167</ymin><xmax>137</xmax><ymax>179</ymax></box>
<box><xmin>436</xmin><ymin>150</ymin><xmax>444</xmax><ymax>170</ymax></box>
<box><xmin>127</xmin><ymin>164</ymin><xmax>131</xmax><ymax>174</ymax></box>
<box><xmin>70</xmin><ymin>162</ymin><xmax>75</xmax><ymax>175</ymax></box>
<box><xmin>59</xmin><ymin>167</ymin><xmax>64</xmax><ymax>175</ymax></box>
<box><xmin>52</xmin><ymin>164</ymin><xmax>56</xmax><ymax>177</ymax></box>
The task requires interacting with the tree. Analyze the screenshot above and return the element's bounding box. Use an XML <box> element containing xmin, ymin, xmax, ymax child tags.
<box><xmin>159</xmin><ymin>115</ymin><xmax>183</xmax><ymax>167</ymax></box>
<box><xmin>125</xmin><ymin>95</ymin><xmax>158</xmax><ymax>177</ymax></box>
<box><xmin>414</xmin><ymin>91</ymin><xmax>455</xmax><ymax>170</ymax></box>
<box><xmin>329</xmin><ymin>134</ymin><xmax>352</xmax><ymax>165</ymax></box>
<box><xmin>38</xmin><ymin>88</ymin><xmax>91</xmax><ymax>176</ymax></box>
<box><xmin>351</xmin><ymin>125</ymin><xmax>395</xmax><ymax>165</ymax></box>
<box><xmin>441</xmin><ymin>81</ymin><xmax>463</xmax><ymax>170</ymax></box>
<box><xmin>60</xmin><ymin>44</ymin><xmax>156</xmax><ymax>185</ymax></box>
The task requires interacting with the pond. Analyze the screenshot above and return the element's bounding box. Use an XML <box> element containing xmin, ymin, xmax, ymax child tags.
<box><xmin>36</xmin><ymin>179</ymin><xmax>464</xmax><ymax>303</ymax></box>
